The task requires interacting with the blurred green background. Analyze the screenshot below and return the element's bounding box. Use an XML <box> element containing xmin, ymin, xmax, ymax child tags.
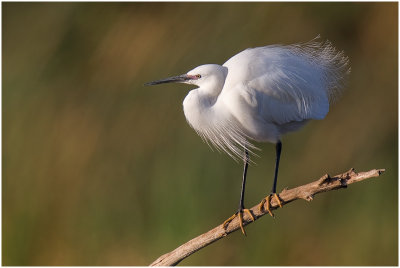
<box><xmin>3</xmin><ymin>2</ymin><xmax>398</xmax><ymax>266</ymax></box>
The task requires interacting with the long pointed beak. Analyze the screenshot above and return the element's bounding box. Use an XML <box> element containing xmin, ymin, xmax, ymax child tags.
<box><xmin>144</xmin><ymin>74</ymin><xmax>191</xmax><ymax>86</ymax></box>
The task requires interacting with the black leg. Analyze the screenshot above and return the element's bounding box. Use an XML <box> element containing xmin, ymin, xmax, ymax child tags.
<box><xmin>239</xmin><ymin>149</ymin><xmax>249</xmax><ymax>210</ymax></box>
<box><xmin>271</xmin><ymin>140</ymin><xmax>282</xmax><ymax>194</ymax></box>
<box><xmin>223</xmin><ymin>148</ymin><xmax>254</xmax><ymax>235</ymax></box>
<box><xmin>258</xmin><ymin>140</ymin><xmax>283</xmax><ymax>216</ymax></box>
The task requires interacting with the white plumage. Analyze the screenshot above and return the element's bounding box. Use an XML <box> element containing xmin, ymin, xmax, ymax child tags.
<box><xmin>181</xmin><ymin>39</ymin><xmax>350</xmax><ymax>160</ymax></box>
<box><xmin>145</xmin><ymin>38</ymin><xmax>350</xmax><ymax>234</ymax></box>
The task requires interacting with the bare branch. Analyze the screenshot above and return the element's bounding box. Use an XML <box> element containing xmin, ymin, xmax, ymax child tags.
<box><xmin>150</xmin><ymin>168</ymin><xmax>385</xmax><ymax>266</ymax></box>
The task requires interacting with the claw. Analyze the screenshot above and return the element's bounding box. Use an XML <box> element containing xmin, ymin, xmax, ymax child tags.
<box><xmin>258</xmin><ymin>198</ymin><xmax>265</xmax><ymax>212</ymax></box>
<box><xmin>222</xmin><ymin>208</ymin><xmax>255</xmax><ymax>236</ymax></box>
<box><xmin>238</xmin><ymin>211</ymin><xmax>245</xmax><ymax>235</ymax></box>
<box><xmin>222</xmin><ymin>213</ymin><xmax>237</xmax><ymax>229</ymax></box>
<box><xmin>243</xmin><ymin>208</ymin><xmax>255</xmax><ymax>221</ymax></box>
<box><xmin>273</xmin><ymin>193</ymin><xmax>283</xmax><ymax>207</ymax></box>
<box><xmin>265</xmin><ymin>195</ymin><xmax>274</xmax><ymax>217</ymax></box>
<box><xmin>259</xmin><ymin>193</ymin><xmax>283</xmax><ymax>217</ymax></box>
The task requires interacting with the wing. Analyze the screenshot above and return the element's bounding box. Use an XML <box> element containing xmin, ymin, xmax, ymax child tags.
<box><xmin>221</xmin><ymin>39</ymin><xmax>350</xmax><ymax>125</ymax></box>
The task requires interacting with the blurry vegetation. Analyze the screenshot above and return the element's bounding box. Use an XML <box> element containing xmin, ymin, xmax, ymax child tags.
<box><xmin>3</xmin><ymin>2</ymin><xmax>397</xmax><ymax>265</ymax></box>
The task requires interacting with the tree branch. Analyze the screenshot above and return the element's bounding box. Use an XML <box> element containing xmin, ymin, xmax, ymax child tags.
<box><xmin>150</xmin><ymin>168</ymin><xmax>385</xmax><ymax>266</ymax></box>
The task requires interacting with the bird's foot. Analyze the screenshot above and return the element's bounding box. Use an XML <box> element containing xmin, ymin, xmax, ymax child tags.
<box><xmin>222</xmin><ymin>208</ymin><xmax>255</xmax><ymax>236</ymax></box>
<box><xmin>258</xmin><ymin>193</ymin><xmax>283</xmax><ymax>217</ymax></box>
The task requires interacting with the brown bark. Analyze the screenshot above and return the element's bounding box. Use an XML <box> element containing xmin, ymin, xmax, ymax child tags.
<box><xmin>150</xmin><ymin>168</ymin><xmax>385</xmax><ymax>266</ymax></box>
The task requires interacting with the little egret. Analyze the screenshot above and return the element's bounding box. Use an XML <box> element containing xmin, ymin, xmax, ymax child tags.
<box><xmin>145</xmin><ymin>39</ymin><xmax>350</xmax><ymax>235</ymax></box>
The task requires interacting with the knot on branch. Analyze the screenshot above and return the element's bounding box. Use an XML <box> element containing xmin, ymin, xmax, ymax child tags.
<box><xmin>317</xmin><ymin>168</ymin><xmax>358</xmax><ymax>190</ymax></box>
<box><xmin>317</xmin><ymin>174</ymin><xmax>333</xmax><ymax>186</ymax></box>
<box><xmin>305</xmin><ymin>194</ymin><xmax>314</xmax><ymax>201</ymax></box>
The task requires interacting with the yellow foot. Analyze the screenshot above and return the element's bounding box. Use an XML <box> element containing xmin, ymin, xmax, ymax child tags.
<box><xmin>258</xmin><ymin>193</ymin><xmax>283</xmax><ymax>217</ymax></box>
<box><xmin>222</xmin><ymin>208</ymin><xmax>255</xmax><ymax>236</ymax></box>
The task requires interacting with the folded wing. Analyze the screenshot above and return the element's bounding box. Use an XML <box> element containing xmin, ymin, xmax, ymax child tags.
<box><xmin>222</xmin><ymin>39</ymin><xmax>350</xmax><ymax>125</ymax></box>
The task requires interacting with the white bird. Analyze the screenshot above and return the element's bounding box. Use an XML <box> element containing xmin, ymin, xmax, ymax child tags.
<box><xmin>145</xmin><ymin>38</ymin><xmax>350</xmax><ymax>235</ymax></box>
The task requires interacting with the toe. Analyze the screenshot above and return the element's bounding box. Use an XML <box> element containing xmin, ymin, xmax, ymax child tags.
<box><xmin>259</xmin><ymin>198</ymin><xmax>266</xmax><ymax>212</ymax></box>
<box><xmin>243</xmin><ymin>208</ymin><xmax>255</xmax><ymax>222</ymax></box>
<box><xmin>238</xmin><ymin>211</ymin><xmax>246</xmax><ymax>235</ymax></box>
<box><xmin>265</xmin><ymin>195</ymin><xmax>275</xmax><ymax>217</ymax></box>
<box><xmin>222</xmin><ymin>213</ymin><xmax>237</xmax><ymax>229</ymax></box>
<box><xmin>273</xmin><ymin>193</ymin><xmax>283</xmax><ymax>207</ymax></box>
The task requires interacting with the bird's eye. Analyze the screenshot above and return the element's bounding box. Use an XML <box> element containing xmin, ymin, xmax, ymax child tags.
<box><xmin>195</xmin><ymin>74</ymin><xmax>201</xmax><ymax>79</ymax></box>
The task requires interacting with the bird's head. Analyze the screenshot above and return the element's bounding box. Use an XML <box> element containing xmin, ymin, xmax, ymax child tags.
<box><xmin>145</xmin><ymin>64</ymin><xmax>227</xmax><ymax>90</ymax></box>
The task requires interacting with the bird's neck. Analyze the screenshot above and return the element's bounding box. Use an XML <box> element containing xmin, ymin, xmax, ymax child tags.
<box><xmin>183</xmin><ymin>88</ymin><xmax>219</xmax><ymax>132</ymax></box>
<box><xmin>200</xmin><ymin>77</ymin><xmax>225</xmax><ymax>99</ymax></box>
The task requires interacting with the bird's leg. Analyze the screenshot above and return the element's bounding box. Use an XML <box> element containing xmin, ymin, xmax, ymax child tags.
<box><xmin>259</xmin><ymin>141</ymin><xmax>283</xmax><ymax>217</ymax></box>
<box><xmin>222</xmin><ymin>149</ymin><xmax>255</xmax><ymax>235</ymax></box>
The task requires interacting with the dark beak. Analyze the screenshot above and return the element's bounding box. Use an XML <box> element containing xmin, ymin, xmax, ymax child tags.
<box><xmin>144</xmin><ymin>74</ymin><xmax>191</xmax><ymax>86</ymax></box>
